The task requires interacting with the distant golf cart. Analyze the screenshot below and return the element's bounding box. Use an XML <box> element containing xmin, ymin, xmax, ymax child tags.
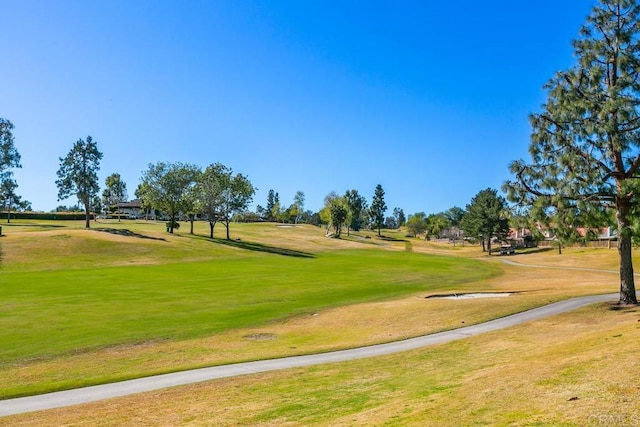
<box><xmin>500</xmin><ymin>244</ymin><xmax>516</xmax><ymax>256</ymax></box>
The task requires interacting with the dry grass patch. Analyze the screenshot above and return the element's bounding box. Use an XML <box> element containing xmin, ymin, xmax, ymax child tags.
<box><xmin>0</xmin><ymin>261</ymin><xmax>619</xmax><ymax>402</ymax></box>
<box><xmin>5</xmin><ymin>302</ymin><xmax>638</xmax><ymax>426</ymax></box>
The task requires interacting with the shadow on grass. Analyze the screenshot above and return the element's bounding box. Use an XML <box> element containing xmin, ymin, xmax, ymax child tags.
<box><xmin>516</xmin><ymin>247</ymin><xmax>554</xmax><ymax>255</ymax></box>
<box><xmin>377</xmin><ymin>235</ymin><xmax>408</xmax><ymax>242</ymax></box>
<box><xmin>93</xmin><ymin>228</ymin><xmax>167</xmax><ymax>241</ymax></box>
<box><xmin>606</xmin><ymin>301</ymin><xmax>640</xmax><ymax>311</ymax></box>
<box><xmin>208</xmin><ymin>237</ymin><xmax>315</xmax><ymax>258</ymax></box>
<box><xmin>2</xmin><ymin>224</ymin><xmax>65</xmax><ymax>228</ymax></box>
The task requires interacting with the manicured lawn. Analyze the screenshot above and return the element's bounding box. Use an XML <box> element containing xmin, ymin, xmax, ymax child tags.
<box><xmin>1</xmin><ymin>220</ymin><xmax>636</xmax><ymax>425</ymax></box>
<box><xmin>0</xmin><ymin>222</ymin><xmax>501</xmax><ymax>397</ymax></box>
<box><xmin>0</xmin><ymin>250</ymin><xmax>497</xmax><ymax>365</ymax></box>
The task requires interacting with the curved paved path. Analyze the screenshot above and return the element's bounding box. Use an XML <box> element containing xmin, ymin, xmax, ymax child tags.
<box><xmin>0</xmin><ymin>293</ymin><xmax>619</xmax><ymax>417</ymax></box>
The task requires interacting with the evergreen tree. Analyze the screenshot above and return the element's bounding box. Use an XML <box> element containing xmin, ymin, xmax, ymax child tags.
<box><xmin>329</xmin><ymin>199</ymin><xmax>348</xmax><ymax>237</ymax></box>
<box><xmin>370</xmin><ymin>184</ymin><xmax>387</xmax><ymax>237</ymax></box>
<box><xmin>0</xmin><ymin>177</ymin><xmax>30</xmax><ymax>223</ymax></box>
<box><xmin>293</xmin><ymin>191</ymin><xmax>305</xmax><ymax>224</ymax></box>
<box><xmin>266</xmin><ymin>189</ymin><xmax>276</xmax><ymax>220</ymax></box>
<box><xmin>504</xmin><ymin>0</ymin><xmax>640</xmax><ymax>303</ymax></box>
<box><xmin>0</xmin><ymin>118</ymin><xmax>23</xmax><ymax>223</ymax></box>
<box><xmin>0</xmin><ymin>118</ymin><xmax>21</xmax><ymax>176</ymax></box>
<box><xmin>393</xmin><ymin>207</ymin><xmax>406</xmax><ymax>228</ymax></box>
<box><xmin>344</xmin><ymin>189</ymin><xmax>368</xmax><ymax>233</ymax></box>
<box><xmin>461</xmin><ymin>188</ymin><xmax>509</xmax><ymax>255</ymax></box>
<box><xmin>56</xmin><ymin>136</ymin><xmax>103</xmax><ymax>228</ymax></box>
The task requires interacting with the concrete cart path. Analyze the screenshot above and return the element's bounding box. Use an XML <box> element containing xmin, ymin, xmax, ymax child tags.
<box><xmin>0</xmin><ymin>293</ymin><xmax>619</xmax><ymax>417</ymax></box>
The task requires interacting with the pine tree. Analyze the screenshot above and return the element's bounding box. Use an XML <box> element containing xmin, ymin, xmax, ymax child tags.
<box><xmin>56</xmin><ymin>136</ymin><xmax>103</xmax><ymax>229</ymax></box>
<box><xmin>370</xmin><ymin>184</ymin><xmax>387</xmax><ymax>237</ymax></box>
<box><xmin>505</xmin><ymin>0</ymin><xmax>640</xmax><ymax>304</ymax></box>
<box><xmin>461</xmin><ymin>188</ymin><xmax>509</xmax><ymax>255</ymax></box>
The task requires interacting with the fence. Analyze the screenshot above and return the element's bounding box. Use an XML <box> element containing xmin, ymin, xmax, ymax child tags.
<box><xmin>536</xmin><ymin>240</ymin><xmax>618</xmax><ymax>249</ymax></box>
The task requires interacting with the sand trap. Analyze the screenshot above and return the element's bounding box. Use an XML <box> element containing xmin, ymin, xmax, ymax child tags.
<box><xmin>427</xmin><ymin>292</ymin><xmax>513</xmax><ymax>300</ymax></box>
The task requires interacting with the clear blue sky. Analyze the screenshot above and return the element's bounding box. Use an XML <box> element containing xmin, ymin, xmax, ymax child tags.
<box><xmin>2</xmin><ymin>0</ymin><xmax>595</xmax><ymax>214</ymax></box>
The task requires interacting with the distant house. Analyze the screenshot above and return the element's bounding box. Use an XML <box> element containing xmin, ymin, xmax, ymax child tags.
<box><xmin>510</xmin><ymin>224</ymin><xmax>617</xmax><ymax>248</ymax></box>
<box><xmin>575</xmin><ymin>226</ymin><xmax>617</xmax><ymax>240</ymax></box>
<box><xmin>117</xmin><ymin>199</ymin><xmax>145</xmax><ymax>219</ymax></box>
<box><xmin>508</xmin><ymin>227</ymin><xmax>538</xmax><ymax>248</ymax></box>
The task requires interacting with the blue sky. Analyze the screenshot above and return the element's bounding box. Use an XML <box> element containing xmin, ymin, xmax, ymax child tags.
<box><xmin>2</xmin><ymin>0</ymin><xmax>594</xmax><ymax>214</ymax></box>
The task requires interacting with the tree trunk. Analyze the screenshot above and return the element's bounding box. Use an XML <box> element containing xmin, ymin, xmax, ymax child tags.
<box><xmin>209</xmin><ymin>221</ymin><xmax>215</xmax><ymax>239</ymax></box>
<box><xmin>84</xmin><ymin>202</ymin><xmax>91</xmax><ymax>229</ymax></box>
<box><xmin>487</xmin><ymin>238</ymin><xmax>492</xmax><ymax>256</ymax></box>
<box><xmin>481</xmin><ymin>239</ymin><xmax>486</xmax><ymax>252</ymax></box>
<box><xmin>616</xmin><ymin>197</ymin><xmax>637</xmax><ymax>304</ymax></box>
<box><xmin>225</xmin><ymin>221</ymin><xmax>230</xmax><ymax>240</ymax></box>
<box><xmin>558</xmin><ymin>242</ymin><xmax>562</xmax><ymax>255</ymax></box>
<box><xmin>190</xmin><ymin>216</ymin><xmax>194</xmax><ymax>234</ymax></box>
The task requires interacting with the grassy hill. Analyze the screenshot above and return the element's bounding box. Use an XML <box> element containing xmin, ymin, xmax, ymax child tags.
<box><xmin>0</xmin><ymin>219</ymin><xmax>501</xmax><ymax>398</ymax></box>
<box><xmin>1</xmin><ymin>219</ymin><xmax>638</xmax><ymax>426</ymax></box>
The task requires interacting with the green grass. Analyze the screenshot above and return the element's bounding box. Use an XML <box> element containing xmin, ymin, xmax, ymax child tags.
<box><xmin>1</xmin><ymin>220</ymin><xmax>637</xmax><ymax>425</ymax></box>
<box><xmin>0</xmin><ymin>220</ymin><xmax>501</xmax><ymax>398</ymax></box>
<box><xmin>10</xmin><ymin>302</ymin><xmax>631</xmax><ymax>427</ymax></box>
<box><xmin>0</xmin><ymin>233</ymin><xmax>499</xmax><ymax>367</ymax></box>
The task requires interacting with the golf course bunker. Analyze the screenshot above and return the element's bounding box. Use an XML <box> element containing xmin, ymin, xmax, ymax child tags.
<box><xmin>426</xmin><ymin>292</ymin><xmax>514</xmax><ymax>300</ymax></box>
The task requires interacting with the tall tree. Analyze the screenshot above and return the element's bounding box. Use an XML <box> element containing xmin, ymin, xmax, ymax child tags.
<box><xmin>444</xmin><ymin>206</ymin><xmax>465</xmax><ymax>244</ymax></box>
<box><xmin>461</xmin><ymin>188</ymin><xmax>510</xmax><ymax>255</ymax></box>
<box><xmin>0</xmin><ymin>118</ymin><xmax>23</xmax><ymax>223</ymax></box>
<box><xmin>56</xmin><ymin>136</ymin><xmax>103</xmax><ymax>228</ymax></box>
<box><xmin>406</xmin><ymin>212</ymin><xmax>427</xmax><ymax>237</ymax></box>
<box><xmin>195</xmin><ymin>163</ymin><xmax>228</xmax><ymax>238</ymax></box>
<box><xmin>0</xmin><ymin>118</ymin><xmax>21</xmax><ymax>176</ymax></box>
<box><xmin>319</xmin><ymin>191</ymin><xmax>340</xmax><ymax>234</ymax></box>
<box><xmin>370</xmin><ymin>184</ymin><xmax>387</xmax><ymax>237</ymax></box>
<box><xmin>138</xmin><ymin>162</ymin><xmax>200</xmax><ymax>233</ymax></box>
<box><xmin>384</xmin><ymin>216</ymin><xmax>398</xmax><ymax>229</ymax></box>
<box><xmin>194</xmin><ymin>162</ymin><xmax>256</xmax><ymax>239</ymax></box>
<box><xmin>344</xmin><ymin>189</ymin><xmax>368</xmax><ymax>234</ymax></box>
<box><xmin>504</xmin><ymin>0</ymin><xmax>640</xmax><ymax>304</ymax></box>
<box><xmin>444</xmin><ymin>206</ymin><xmax>465</xmax><ymax>228</ymax></box>
<box><xmin>102</xmin><ymin>173</ymin><xmax>128</xmax><ymax>221</ymax></box>
<box><xmin>266</xmin><ymin>190</ymin><xmax>276</xmax><ymax>221</ymax></box>
<box><xmin>293</xmin><ymin>191</ymin><xmax>305</xmax><ymax>224</ymax></box>
<box><xmin>0</xmin><ymin>177</ymin><xmax>30</xmax><ymax>223</ymax></box>
<box><xmin>329</xmin><ymin>198</ymin><xmax>348</xmax><ymax>237</ymax></box>
<box><xmin>392</xmin><ymin>207</ymin><xmax>406</xmax><ymax>228</ymax></box>
<box><xmin>218</xmin><ymin>171</ymin><xmax>255</xmax><ymax>240</ymax></box>
<box><xmin>426</xmin><ymin>213</ymin><xmax>448</xmax><ymax>240</ymax></box>
<box><xmin>135</xmin><ymin>182</ymin><xmax>154</xmax><ymax>220</ymax></box>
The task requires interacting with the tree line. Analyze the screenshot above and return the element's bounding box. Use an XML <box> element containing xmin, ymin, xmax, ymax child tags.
<box><xmin>1</xmin><ymin>0</ymin><xmax>638</xmax><ymax>303</ymax></box>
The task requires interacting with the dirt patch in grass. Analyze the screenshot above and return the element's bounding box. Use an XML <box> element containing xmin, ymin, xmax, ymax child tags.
<box><xmin>244</xmin><ymin>333</ymin><xmax>278</xmax><ymax>341</ymax></box>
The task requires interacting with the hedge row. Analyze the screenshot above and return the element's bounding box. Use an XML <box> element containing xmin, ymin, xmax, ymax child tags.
<box><xmin>0</xmin><ymin>212</ymin><xmax>93</xmax><ymax>221</ymax></box>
